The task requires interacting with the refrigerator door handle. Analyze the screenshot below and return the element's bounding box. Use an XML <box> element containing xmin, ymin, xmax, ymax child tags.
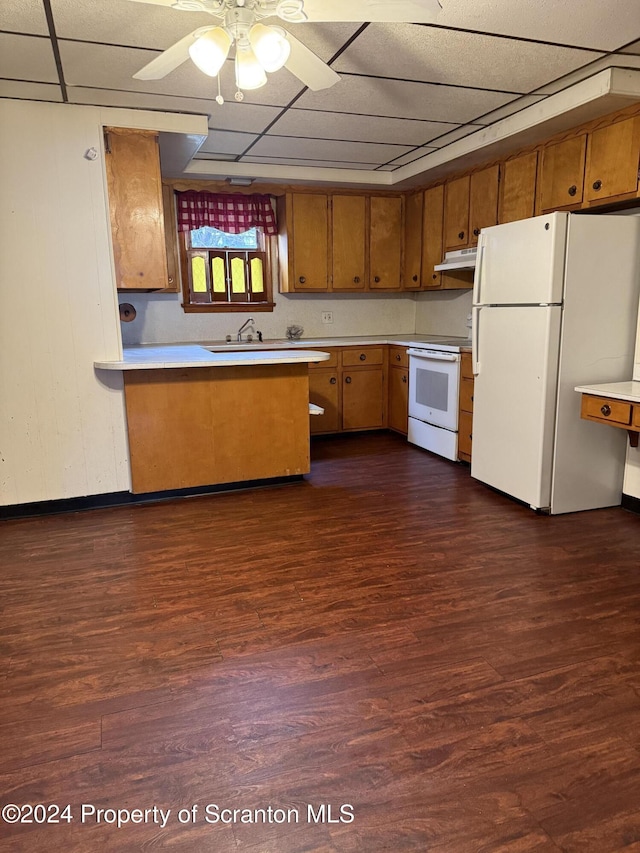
<box><xmin>472</xmin><ymin>235</ymin><xmax>485</xmax><ymax>306</ymax></box>
<box><xmin>472</xmin><ymin>306</ymin><xmax>481</xmax><ymax>375</ymax></box>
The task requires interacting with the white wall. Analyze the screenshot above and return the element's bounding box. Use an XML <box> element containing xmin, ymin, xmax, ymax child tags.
<box><xmin>414</xmin><ymin>289</ymin><xmax>473</xmax><ymax>338</ymax></box>
<box><xmin>120</xmin><ymin>290</ymin><xmax>417</xmax><ymax>345</ymax></box>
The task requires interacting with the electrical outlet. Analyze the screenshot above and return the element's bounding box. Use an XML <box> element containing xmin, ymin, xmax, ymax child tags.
<box><xmin>321</xmin><ymin>311</ymin><xmax>334</xmax><ymax>324</ymax></box>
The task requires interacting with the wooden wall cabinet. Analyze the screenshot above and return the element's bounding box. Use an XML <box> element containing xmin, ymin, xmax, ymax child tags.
<box><xmin>403</xmin><ymin>191</ymin><xmax>423</xmax><ymax>290</ymax></box>
<box><xmin>538</xmin><ymin>134</ymin><xmax>587</xmax><ymax>213</ymax></box>
<box><xmin>332</xmin><ymin>195</ymin><xmax>367</xmax><ymax>290</ymax></box>
<box><xmin>469</xmin><ymin>164</ymin><xmax>500</xmax><ymax>245</ymax></box>
<box><xmin>498</xmin><ymin>151</ymin><xmax>538</xmax><ymax>224</ymax></box>
<box><xmin>584</xmin><ymin>115</ymin><xmax>640</xmax><ymax>206</ymax></box>
<box><xmin>104</xmin><ymin>127</ymin><xmax>169</xmax><ymax>291</ymax></box>
<box><xmin>279</xmin><ymin>193</ymin><xmax>330</xmax><ymax>292</ymax></box>
<box><xmin>421</xmin><ymin>185</ymin><xmax>445</xmax><ymax>290</ymax></box>
<box><xmin>369</xmin><ymin>196</ymin><xmax>403</xmax><ymax>290</ymax></box>
<box><xmin>387</xmin><ymin>346</ymin><xmax>409</xmax><ymax>434</ymax></box>
<box><xmin>444</xmin><ymin>176</ymin><xmax>470</xmax><ymax>250</ymax></box>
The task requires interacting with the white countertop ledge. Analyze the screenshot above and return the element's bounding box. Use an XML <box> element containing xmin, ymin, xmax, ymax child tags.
<box><xmin>575</xmin><ymin>381</ymin><xmax>640</xmax><ymax>404</ymax></box>
<box><xmin>95</xmin><ymin>345</ymin><xmax>331</xmax><ymax>370</ymax></box>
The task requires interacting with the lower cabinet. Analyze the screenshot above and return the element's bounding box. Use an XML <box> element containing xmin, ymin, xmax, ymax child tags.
<box><xmin>458</xmin><ymin>352</ymin><xmax>474</xmax><ymax>462</ymax></box>
<box><xmin>309</xmin><ymin>346</ymin><xmax>387</xmax><ymax>434</ymax></box>
<box><xmin>387</xmin><ymin>346</ymin><xmax>409</xmax><ymax>434</ymax></box>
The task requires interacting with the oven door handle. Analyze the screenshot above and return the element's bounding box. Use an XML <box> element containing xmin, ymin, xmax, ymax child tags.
<box><xmin>407</xmin><ymin>349</ymin><xmax>458</xmax><ymax>362</ymax></box>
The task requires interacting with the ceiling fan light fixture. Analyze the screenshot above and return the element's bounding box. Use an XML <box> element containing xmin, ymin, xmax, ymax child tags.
<box><xmin>188</xmin><ymin>27</ymin><xmax>232</xmax><ymax>77</ymax></box>
<box><xmin>249</xmin><ymin>23</ymin><xmax>291</xmax><ymax>73</ymax></box>
<box><xmin>235</xmin><ymin>44</ymin><xmax>267</xmax><ymax>90</ymax></box>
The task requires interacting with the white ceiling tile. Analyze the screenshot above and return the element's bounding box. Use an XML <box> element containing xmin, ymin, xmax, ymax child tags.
<box><xmin>0</xmin><ymin>34</ymin><xmax>59</xmax><ymax>83</ymax></box>
<box><xmin>197</xmin><ymin>130</ymin><xmax>257</xmax><ymax>156</ymax></box>
<box><xmin>241</xmin><ymin>156</ymin><xmax>380</xmax><ymax>170</ymax></box>
<box><xmin>267</xmin><ymin>109</ymin><xmax>459</xmax><ymax>145</ymax></box>
<box><xmin>205</xmin><ymin>102</ymin><xmax>283</xmax><ymax>133</ymax></box>
<box><xmin>0</xmin><ymin>80</ymin><xmax>63</xmax><ymax>102</ymax></box>
<box><xmin>248</xmin><ymin>136</ymin><xmax>412</xmax><ymax>164</ymax></box>
<box><xmin>428</xmin><ymin>125</ymin><xmax>485</xmax><ymax>148</ymax></box>
<box><xmin>295</xmin><ymin>75</ymin><xmax>516</xmax><ymax>123</ymax></box>
<box><xmin>387</xmin><ymin>148</ymin><xmax>438</xmax><ymax>166</ymax></box>
<box><xmin>334</xmin><ymin>24</ymin><xmax>602</xmax><ymax>94</ymax></box>
<box><xmin>0</xmin><ymin>0</ymin><xmax>48</xmax><ymax>35</ymax></box>
<box><xmin>432</xmin><ymin>0</ymin><xmax>640</xmax><ymax>51</ymax></box>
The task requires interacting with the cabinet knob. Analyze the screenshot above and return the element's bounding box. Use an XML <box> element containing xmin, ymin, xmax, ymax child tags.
<box><xmin>432</xmin><ymin>273</ymin><xmax>437</xmax><ymax>280</ymax></box>
<box><xmin>412</xmin><ymin>274</ymin><xmax>418</xmax><ymax>282</ymax></box>
<box><xmin>568</xmin><ymin>185</ymin><xmax>577</xmax><ymax>196</ymax></box>
<box><xmin>374</xmin><ymin>276</ymin><xmax>381</xmax><ymax>283</ymax></box>
<box><xmin>592</xmin><ymin>180</ymin><xmax>602</xmax><ymax>191</ymax></box>
<box><xmin>359</xmin><ymin>353</ymin><xmax>366</xmax><ymax>361</ymax></box>
<box><xmin>168</xmin><ymin>276</ymin><xmax>174</xmax><ymax>284</ymax></box>
<box><xmin>354</xmin><ymin>276</ymin><xmax>360</xmax><ymax>283</ymax></box>
<box><xmin>402</xmin><ymin>375</ymin><xmax>407</xmax><ymax>383</ymax></box>
<box><xmin>600</xmin><ymin>404</ymin><xmax>612</xmax><ymax>416</ymax></box>
<box><xmin>395</xmin><ymin>354</ymin><xmax>401</xmax><ymax>361</ymax></box>
<box><xmin>299</xmin><ymin>275</ymin><xmax>306</xmax><ymax>283</ymax></box>
<box><xmin>458</xmin><ymin>231</ymin><xmax>465</xmax><ymax>240</ymax></box>
<box><xmin>473</xmin><ymin>228</ymin><xmax>480</xmax><ymax>236</ymax></box>
<box><xmin>345</xmin><ymin>376</ymin><xmax>352</xmax><ymax>384</ymax></box>
<box><xmin>329</xmin><ymin>377</ymin><xmax>337</xmax><ymax>385</ymax></box>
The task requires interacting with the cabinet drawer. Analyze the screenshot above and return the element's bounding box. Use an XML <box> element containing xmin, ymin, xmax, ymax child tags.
<box><xmin>581</xmin><ymin>395</ymin><xmax>631</xmax><ymax>426</ymax></box>
<box><xmin>461</xmin><ymin>351</ymin><xmax>473</xmax><ymax>380</ymax></box>
<box><xmin>458</xmin><ymin>410</ymin><xmax>473</xmax><ymax>459</ymax></box>
<box><xmin>459</xmin><ymin>377</ymin><xmax>474</xmax><ymax>413</ymax></box>
<box><xmin>341</xmin><ymin>347</ymin><xmax>384</xmax><ymax>367</ymax></box>
<box><xmin>308</xmin><ymin>348</ymin><xmax>338</xmax><ymax>369</ymax></box>
<box><xmin>634</xmin><ymin>406</ymin><xmax>640</xmax><ymax>430</ymax></box>
<box><xmin>388</xmin><ymin>346</ymin><xmax>409</xmax><ymax>368</ymax></box>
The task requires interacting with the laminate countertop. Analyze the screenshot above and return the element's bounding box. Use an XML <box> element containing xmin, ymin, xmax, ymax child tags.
<box><xmin>95</xmin><ymin>336</ymin><xmax>471</xmax><ymax>370</ymax></box>
<box><xmin>575</xmin><ymin>381</ymin><xmax>640</xmax><ymax>404</ymax></box>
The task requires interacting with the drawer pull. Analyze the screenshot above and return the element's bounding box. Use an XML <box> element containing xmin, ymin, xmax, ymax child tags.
<box><xmin>600</xmin><ymin>404</ymin><xmax>612</xmax><ymax>417</ymax></box>
<box><xmin>402</xmin><ymin>375</ymin><xmax>407</xmax><ymax>383</ymax></box>
<box><xmin>345</xmin><ymin>376</ymin><xmax>352</xmax><ymax>384</ymax></box>
<box><xmin>359</xmin><ymin>353</ymin><xmax>366</xmax><ymax>361</ymax></box>
<box><xmin>374</xmin><ymin>276</ymin><xmax>380</xmax><ymax>283</ymax></box>
<box><xmin>412</xmin><ymin>274</ymin><xmax>418</xmax><ymax>282</ymax></box>
<box><xmin>592</xmin><ymin>180</ymin><xmax>602</xmax><ymax>191</ymax></box>
<box><xmin>458</xmin><ymin>231</ymin><xmax>465</xmax><ymax>240</ymax></box>
<box><xmin>568</xmin><ymin>185</ymin><xmax>577</xmax><ymax>196</ymax></box>
<box><xmin>354</xmin><ymin>276</ymin><xmax>360</xmax><ymax>283</ymax></box>
<box><xmin>473</xmin><ymin>228</ymin><xmax>480</xmax><ymax>236</ymax></box>
<box><xmin>329</xmin><ymin>377</ymin><xmax>337</xmax><ymax>385</ymax></box>
<box><xmin>299</xmin><ymin>275</ymin><xmax>306</xmax><ymax>283</ymax></box>
<box><xmin>395</xmin><ymin>354</ymin><xmax>401</xmax><ymax>361</ymax></box>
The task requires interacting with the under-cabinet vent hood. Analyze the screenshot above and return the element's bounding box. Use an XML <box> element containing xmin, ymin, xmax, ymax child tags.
<box><xmin>434</xmin><ymin>248</ymin><xmax>477</xmax><ymax>271</ymax></box>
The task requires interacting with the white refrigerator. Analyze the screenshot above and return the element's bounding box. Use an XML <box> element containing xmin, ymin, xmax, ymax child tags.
<box><xmin>471</xmin><ymin>211</ymin><xmax>640</xmax><ymax>514</ymax></box>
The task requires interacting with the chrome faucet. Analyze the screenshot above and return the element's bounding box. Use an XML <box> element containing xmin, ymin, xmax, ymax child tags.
<box><xmin>237</xmin><ymin>317</ymin><xmax>254</xmax><ymax>342</ymax></box>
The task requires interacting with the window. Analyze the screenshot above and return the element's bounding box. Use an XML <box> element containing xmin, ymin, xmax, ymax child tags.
<box><xmin>176</xmin><ymin>190</ymin><xmax>276</xmax><ymax>312</ymax></box>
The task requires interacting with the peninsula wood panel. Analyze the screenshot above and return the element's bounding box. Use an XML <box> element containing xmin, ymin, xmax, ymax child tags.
<box><xmin>123</xmin><ymin>365</ymin><xmax>310</xmax><ymax>492</ymax></box>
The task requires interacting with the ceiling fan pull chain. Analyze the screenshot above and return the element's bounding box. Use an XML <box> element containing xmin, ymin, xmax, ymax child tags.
<box><xmin>215</xmin><ymin>73</ymin><xmax>224</xmax><ymax>105</ymax></box>
<box><xmin>235</xmin><ymin>89</ymin><xmax>244</xmax><ymax>101</ymax></box>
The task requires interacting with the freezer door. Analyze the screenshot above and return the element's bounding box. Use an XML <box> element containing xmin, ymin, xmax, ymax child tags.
<box><xmin>471</xmin><ymin>305</ymin><xmax>562</xmax><ymax>510</ymax></box>
<box><xmin>473</xmin><ymin>213</ymin><xmax>567</xmax><ymax>306</ymax></box>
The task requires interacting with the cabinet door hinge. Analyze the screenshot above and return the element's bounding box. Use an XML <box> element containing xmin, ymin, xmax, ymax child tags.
<box><xmin>103</xmin><ymin>130</ymin><xmax>111</xmax><ymax>155</ymax></box>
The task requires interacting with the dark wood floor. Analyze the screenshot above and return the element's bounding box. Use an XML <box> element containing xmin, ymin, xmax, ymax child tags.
<box><xmin>2</xmin><ymin>433</ymin><xmax>640</xmax><ymax>852</ymax></box>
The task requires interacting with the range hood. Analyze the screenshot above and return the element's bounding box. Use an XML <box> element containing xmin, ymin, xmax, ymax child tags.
<box><xmin>434</xmin><ymin>248</ymin><xmax>477</xmax><ymax>271</ymax></box>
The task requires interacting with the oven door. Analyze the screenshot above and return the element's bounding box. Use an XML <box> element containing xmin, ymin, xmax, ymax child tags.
<box><xmin>407</xmin><ymin>349</ymin><xmax>461</xmax><ymax>431</ymax></box>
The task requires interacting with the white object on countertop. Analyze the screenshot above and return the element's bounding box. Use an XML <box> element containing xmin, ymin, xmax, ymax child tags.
<box><xmin>308</xmin><ymin>403</ymin><xmax>325</xmax><ymax>415</ymax></box>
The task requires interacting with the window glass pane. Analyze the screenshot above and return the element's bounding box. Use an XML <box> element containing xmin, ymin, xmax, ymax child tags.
<box><xmin>191</xmin><ymin>256</ymin><xmax>207</xmax><ymax>293</ymax></box>
<box><xmin>211</xmin><ymin>256</ymin><xmax>226</xmax><ymax>293</ymax></box>
<box><xmin>230</xmin><ymin>257</ymin><xmax>246</xmax><ymax>294</ymax></box>
<box><xmin>191</xmin><ymin>226</ymin><xmax>258</xmax><ymax>250</ymax></box>
<box><xmin>250</xmin><ymin>257</ymin><xmax>264</xmax><ymax>293</ymax></box>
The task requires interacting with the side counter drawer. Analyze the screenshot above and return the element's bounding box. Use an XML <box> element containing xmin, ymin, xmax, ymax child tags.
<box><xmin>581</xmin><ymin>394</ymin><xmax>631</xmax><ymax>426</ymax></box>
<box><xmin>341</xmin><ymin>347</ymin><xmax>385</xmax><ymax>367</ymax></box>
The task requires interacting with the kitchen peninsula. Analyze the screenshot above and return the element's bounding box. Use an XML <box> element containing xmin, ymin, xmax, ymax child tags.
<box><xmin>95</xmin><ymin>346</ymin><xmax>330</xmax><ymax>493</ymax></box>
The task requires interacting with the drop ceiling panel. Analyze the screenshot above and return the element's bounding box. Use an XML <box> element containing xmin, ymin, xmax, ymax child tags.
<box><xmin>0</xmin><ymin>0</ymin><xmax>49</xmax><ymax>36</ymax></box>
<box><xmin>386</xmin><ymin>148</ymin><xmax>438</xmax><ymax>166</ymax></box>
<box><xmin>0</xmin><ymin>80</ymin><xmax>63</xmax><ymax>102</ymax></box>
<box><xmin>267</xmin><ymin>109</ymin><xmax>459</xmax><ymax>146</ymax></box>
<box><xmin>247</xmin><ymin>136</ymin><xmax>413</xmax><ymax>165</ymax></box>
<box><xmin>430</xmin><ymin>125</ymin><xmax>485</xmax><ymax>148</ymax></box>
<box><xmin>334</xmin><ymin>24</ymin><xmax>603</xmax><ymax>94</ymax></box>
<box><xmin>433</xmin><ymin>0</ymin><xmax>640</xmax><ymax>51</ymax></box>
<box><xmin>197</xmin><ymin>130</ymin><xmax>258</xmax><ymax>156</ymax></box>
<box><xmin>295</xmin><ymin>75</ymin><xmax>518</xmax><ymax>123</ymax></box>
<box><xmin>0</xmin><ymin>34</ymin><xmax>59</xmax><ymax>83</ymax></box>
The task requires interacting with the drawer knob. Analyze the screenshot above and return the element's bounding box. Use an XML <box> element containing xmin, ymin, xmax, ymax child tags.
<box><xmin>359</xmin><ymin>353</ymin><xmax>366</xmax><ymax>361</ymax></box>
<box><xmin>329</xmin><ymin>377</ymin><xmax>337</xmax><ymax>385</ymax></box>
<box><xmin>402</xmin><ymin>375</ymin><xmax>407</xmax><ymax>383</ymax></box>
<box><xmin>600</xmin><ymin>404</ymin><xmax>611</xmax><ymax>416</ymax></box>
<box><xmin>374</xmin><ymin>276</ymin><xmax>381</xmax><ymax>283</ymax></box>
<box><xmin>354</xmin><ymin>276</ymin><xmax>360</xmax><ymax>283</ymax></box>
<box><xmin>345</xmin><ymin>376</ymin><xmax>352</xmax><ymax>384</ymax></box>
<box><xmin>568</xmin><ymin>185</ymin><xmax>577</xmax><ymax>197</ymax></box>
<box><xmin>592</xmin><ymin>180</ymin><xmax>602</xmax><ymax>191</ymax></box>
<box><xmin>395</xmin><ymin>354</ymin><xmax>401</xmax><ymax>361</ymax></box>
<box><xmin>473</xmin><ymin>228</ymin><xmax>480</xmax><ymax>236</ymax></box>
<box><xmin>412</xmin><ymin>274</ymin><xmax>418</xmax><ymax>282</ymax></box>
<box><xmin>299</xmin><ymin>275</ymin><xmax>306</xmax><ymax>283</ymax></box>
<box><xmin>458</xmin><ymin>231</ymin><xmax>465</xmax><ymax>240</ymax></box>
<box><xmin>432</xmin><ymin>273</ymin><xmax>437</xmax><ymax>280</ymax></box>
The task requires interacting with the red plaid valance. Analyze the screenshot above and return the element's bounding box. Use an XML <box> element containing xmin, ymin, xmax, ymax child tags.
<box><xmin>176</xmin><ymin>191</ymin><xmax>277</xmax><ymax>235</ymax></box>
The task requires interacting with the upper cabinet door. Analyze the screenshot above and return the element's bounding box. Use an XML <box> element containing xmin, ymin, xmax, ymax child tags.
<box><xmin>104</xmin><ymin>127</ymin><xmax>168</xmax><ymax>291</ymax></box>
<box><xmin>498</xmin><ymin>151</ymin><xmax>538</xmax><ymax>224</ymax></box>
<box><xmin>290</xmin><ymin>193</ymin><xmax>329</xmax><ymax>291</ymax></box>
<box><xmin>403</xmin><ymin>191</ymin><xmax>423</xmax><ymax>290</ymax></box>
<box><xmin>369</xmin><ymin>196</ymin><xmax>403</xmax><ymax>290</ymax></box>
<box><xmin>469</xmin><ymin>164</ymin><xmax>500</xmax><ymax>245</ymax></box>
<box><xmin>422</xmin><ymin>185</ymin><xmax>444</xmax><ymax>290</ymax></box>
<box><xmin>332</xmin><ymin>195</ymin><xmax>366</xmax><ymax>291</ymax></box>
<box><xmin>538</xmin><ymin>134</ymin><xmax>587</xmax><ymax>213</ymax></box>
<box><xmin>584</xmin><ymin>115</ymin><xmax>640</xmax><ymax>205</ymax></box>
<box><xmin>443</xmin><ymin>175</ymin><xmax>470</xmax><ymax>250</ymax></box>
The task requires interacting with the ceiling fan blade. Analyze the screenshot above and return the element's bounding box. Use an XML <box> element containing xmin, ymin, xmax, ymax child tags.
<box><xmin>297</xmin><ymin>0</ymin><xmax>441</xmax><ymax>22</ymax></box>
<box><xmin>284</xmin><ymin>33</ymin><xmax>340</xmax><ymax>91</ymax></box>
<box><xmin>133</xmin><ymin>30</ymin><xmax>204</xmax><ymax>80</ymax></box>
<box><xmin>127</xmin><ymin>0</ymin><xmax>183</xmax><ymax>7</ymax></box>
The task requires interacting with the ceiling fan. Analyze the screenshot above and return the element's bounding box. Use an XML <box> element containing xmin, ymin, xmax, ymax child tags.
<box><xmin>130</xmin><ymin>0</ymin><xmax>442</xmax><ymax>100</ymax></box>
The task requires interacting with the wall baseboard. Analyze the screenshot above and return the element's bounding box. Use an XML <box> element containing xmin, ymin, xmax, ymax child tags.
<box><xmin>0</xmin><ymin>476</ymin><xmax>304</xmax><ymax>521</ymax></box>
<box><xmin>622</xmin><ymin>493</ymin><xmax>640</xmax><ymax>515</ymax></box>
